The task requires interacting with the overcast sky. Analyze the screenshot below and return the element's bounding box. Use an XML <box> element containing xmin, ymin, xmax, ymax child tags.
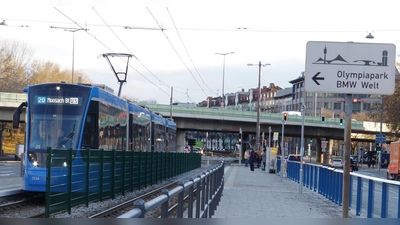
<box><xmin>1</xmin><ymin>0</ymin><xmax>399</xmax><ymax>104</ymax></box>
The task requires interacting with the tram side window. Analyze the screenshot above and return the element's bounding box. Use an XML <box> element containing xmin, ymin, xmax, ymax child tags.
<box><xmin>82</xmin><ymin>113</ymin><xmax>97</xmax><ymax>149</ymax></box>
<box><xmin>153</xmin><ymin>123</ymin><xmax>166</xmax><ymax>152</ymax></box>
<box><xmin>99</xmin><ymin>103</ymin><xmax>126</xmax><ymax>150</ymax></box>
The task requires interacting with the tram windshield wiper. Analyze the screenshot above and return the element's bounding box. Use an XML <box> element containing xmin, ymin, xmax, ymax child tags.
<box><xmin>57</xmin><ymin>131</ymin><xmax>75</xmax><ymax>148</ymax></box>
<box><xmin>57</xmin><ymin>123</ymin><xmax>76</xmax><ymax>148</ymax></box>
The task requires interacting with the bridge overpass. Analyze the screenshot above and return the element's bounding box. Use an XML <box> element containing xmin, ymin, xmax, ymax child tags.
<box><xmin>0</xmin><ymin>92</ymin><xmax>393</xmax><ymax>146</ymax></box>
<box><xmin>142</xmin><ymin>104</ymin><xmax>390</xmax><ymax>142</ymax></box>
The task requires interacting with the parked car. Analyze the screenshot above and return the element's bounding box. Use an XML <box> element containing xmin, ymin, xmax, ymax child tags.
<box><xmin>287</xmin><ymin>154</ymin><xmax>300</xmax><ymax>162</ymax></box>
<box><xmin>191</xmin><ymin>148</ymin><xmax>203</xmax><ymax>154</ymax></box>
<box><xmin>331</xmin><ymin>158</ymin><xmax>344</xmax><ymax>168</ymax></box>
<box><xmin>287</xmin><ymin>154</ymin><xmax>305</xmax><ymax>163</ymax></box>
<box><xmin>184</xmin><ymin>147</ymin><xmax>190</xmax><ymax>153</ymax></box>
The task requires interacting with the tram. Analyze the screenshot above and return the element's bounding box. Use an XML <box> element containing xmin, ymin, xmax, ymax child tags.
<box><xmin>13</xmin><ymin>82</ymin><xmax>176</xmax><ymax>192</ymax></box>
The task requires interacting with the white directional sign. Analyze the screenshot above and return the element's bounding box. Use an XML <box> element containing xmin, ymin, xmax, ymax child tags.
<box><xmin>273</xmin><ymin>132</ymin><xmax>279</xmax><ymax>141</ymax></box>
<box><xmin>305</xmin><ymin>41</ymin><xmax>396</xmax><ymax>94</ymax></box>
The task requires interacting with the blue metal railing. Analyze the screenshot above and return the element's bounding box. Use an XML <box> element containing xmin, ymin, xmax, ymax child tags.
<box><xmin>286</xmin><ymin>161</ymin><xmax>400</xmax><ymax>218</ymax></box>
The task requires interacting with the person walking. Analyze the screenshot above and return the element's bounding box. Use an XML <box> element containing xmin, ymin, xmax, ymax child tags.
<box><xmin>261</xmin><ymin>149</ymin><xmax>266</xmax><ymax>171</ymax></box>
<box><xmin>249</xmin><ymin>149</ymin><xmax>256</xmax><ymax>171</ymax></box>
<box><xmin>244</xmin><ymin>148</ymin><xmax>250</xmax><ymax>167</ymax></box>
<box><xmin>256</xmin><ymin>149</ymin><xmax>261</xmax><ymax>168</ymax></box>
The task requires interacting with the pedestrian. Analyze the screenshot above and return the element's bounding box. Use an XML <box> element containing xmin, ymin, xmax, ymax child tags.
<box><xmin>256</xmin><ymin>149</ymin><xmax>261</xmax><ymax>168</ymax></box>
<box><xmin>244</xmin><ymin>148</ymin><xmax>250</xmax><ymax>167</ymax></box>
<box><xmin>261</xmin><ymin>149</ymin><xmax>266</xmax><ymax>171</ymax></box>
<box><xmin>249</xmin><ymin>149</ymin><xmax>256</xmax><ymax>171</ymax></box>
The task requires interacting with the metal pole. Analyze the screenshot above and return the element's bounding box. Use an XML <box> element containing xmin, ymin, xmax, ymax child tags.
<box><xmin>206</xmin><ymin>132</ymin><xmax>209</xmax><ymax>165</ymax></box>
<box><xmin>239</xmin><ymin>128</ymin><xmax>242</xmax><ymax>166</ymax></box>
<box><xmin>247</xmin><ymin>61</ymin><xmax>270</xmax><ymax>152</ymax></box>
<box><xmin>342</xmin><ymin>94</ymin><xmax>352</xmax><ymax>218</ymax></box>
<box><xmin>170</xmin><ymin>87</ymin><xmax>173</xmax><ymax>120</ymax></box>
<box><xmin>71</xmin><ymin>32</ymin><xmax>75</xmax><ymax>83</ymax></box>
<box><xmin>256</xmin><ymin>61</ymin><xmax>262</xmax><ymax>152</ymax></box>
<box><xmin>268</xmin><ymin>126</ymin><xmax>271</xmax><ymax>172</ymax></box>
<box><xmin>300</xmin><ymin>104</ymin><xmax>305</xmax><ymax>193</ymax></box>
<box><xmin>379</xmin><ymin>95</ymin><xmax>383</xmax><ymax>171</ymax></box>
<box><xmin>281</xmin><ymin>118</ymin><xmax>285</xmax><ymax>180</ymax></box>
<box><xmin>49</xmin><ymin>27</ymin><xmax>88</xmax><ymax>83</ymax></box>
<box><xmin>222</xmin><ymin>55</ymin><xmax>226</xmax><ymax>107</ymax></box>
<box><xmin>262</xmin><ymin>132</ymin><xmax>265</xmax><ymax>171</ymax></box>
<box><xmin>216</xmin><ymin>52</ymin><xmax>234</xmax><ymax>108</ymax></box>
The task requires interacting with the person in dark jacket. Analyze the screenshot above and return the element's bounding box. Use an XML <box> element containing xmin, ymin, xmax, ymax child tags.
<box><xmin>249</xmin><ymin>149</ymin><xmax>256</xmax><ymax>171</ymax></box>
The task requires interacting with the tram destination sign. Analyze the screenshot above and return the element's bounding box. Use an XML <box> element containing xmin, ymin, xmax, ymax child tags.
<box><xmin>305</xmin><ymin>41</ymin><xmax>396</xmax><ymax>95</ymax></box>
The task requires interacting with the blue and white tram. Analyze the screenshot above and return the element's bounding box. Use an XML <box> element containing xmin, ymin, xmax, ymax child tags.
<box><xmin>13</xmin><ymin>82</ymin><xmax>176</xmax><ymax>192</ymax></box>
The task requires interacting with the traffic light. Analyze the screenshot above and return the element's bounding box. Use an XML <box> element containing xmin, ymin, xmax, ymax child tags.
<box><xmin>339</xmin><ymin>118</ymin><xmax>343</xmax><ymax>126</ymax></box>
<box><xmin>321</xmin><ymin>116</ymin><xmax>325</xmax><ymax>124</ymax></box>
<box><xmin>283</xmin><ymin>113</ymin><xmax>287</xmax><ymax>121</ymax></box>
<box><xmin>310</xmin><ymin>138</ymin><xmax>313</xmax><ymax>143</ymax></box>
<box><xmin>376</xmin><ymin>143</ymin><xmax>382</xmax><ymax>154</ymax></box>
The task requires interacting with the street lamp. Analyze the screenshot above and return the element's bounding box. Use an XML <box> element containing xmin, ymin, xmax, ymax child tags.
<box><xmin>366</xmin><ymin>32</ymin><xmax>374</xmax><ymax>39</ymax></box>
<box><xmin>247</xmin><ymin>61</ymin><xmax>271</xmax><ymax>152</ymax></box>
<box><xmin>365</xmin><ymin>32</ymin><xmax>384</xmax><ymax>170</ymax></box>
<box><xmin>215</xmin><ymin>52</ymin><xmax>234</xmax><ymax>108</ymax></box>
<box><xmin>50</xmin><ymin>26</ymin><xmax>89</xmax><ymax>84</ymax></box>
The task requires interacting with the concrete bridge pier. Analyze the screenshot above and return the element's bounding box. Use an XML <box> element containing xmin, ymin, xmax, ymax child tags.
<box><xmin>176</xmin><ymin>130</ymin><xmax>185</xmax><ymax>152</ymax></box>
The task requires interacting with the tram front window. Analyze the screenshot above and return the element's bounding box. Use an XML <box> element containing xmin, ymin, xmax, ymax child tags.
<box><xmin>28</xmin><ymin>115</ymin><xmax>82</xmax><ymax>167</ymax></box>
<box><xmin>27</xmin><ymin>84</ymin><xmax>90</xmax><ymax>167</ymax></box>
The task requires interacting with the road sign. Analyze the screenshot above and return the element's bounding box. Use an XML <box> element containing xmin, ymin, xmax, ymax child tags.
<box><xmin>305</xmin><ymin>41</ymin><xmax>396</xmax><ymax>95</ymax></box>
<box><xmin>375</xmin><ymin>133</ymin><xmax>386</xmax><ymax>143</ymax></box>
<box><xmin>321</xmin><ymin>141</ymin><xmax>328</xmax><ymax>149</ymax></box>
<box><xmin>273</xmin><ymin>132</ymin><xmax>279</xmax><ymax>141</ymax></box>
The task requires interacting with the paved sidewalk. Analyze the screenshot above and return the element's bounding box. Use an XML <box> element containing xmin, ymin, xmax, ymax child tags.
<box><xmin>212</xmin><ymin>164</ymin><xmax>356</xmax><ymax>218</ymax></box>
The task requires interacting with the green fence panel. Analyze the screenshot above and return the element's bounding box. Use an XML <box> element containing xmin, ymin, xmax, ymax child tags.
<box><xmin>46</xmin><ymin>150</ymin><xmax>201</xmax><ymax>217</ymax></box>
<box><xmin>162</xmin><ymin>152</ymin><xmax>166</xmax><ymax>180</ymax></box>
<box><xmin>133</xmin><ymin>151</ymin><xmax>141</xmax><ymax>189</ymax></box>
<box><xmin>150</xmin><ymin>152</ymin><xmax>155</xmax><ymax>185</ymax></box>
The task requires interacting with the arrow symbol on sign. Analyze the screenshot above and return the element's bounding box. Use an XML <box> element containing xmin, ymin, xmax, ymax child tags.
<box><xmin>312</xmin><ymin>72</ymin><xmax>324</xmax><ymax>85</ymax></box>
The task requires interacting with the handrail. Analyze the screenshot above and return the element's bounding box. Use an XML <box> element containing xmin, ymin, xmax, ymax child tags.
<box><xmin>286</xmin><ymin>161</ymin><xmax>400</xmax><ymax>218</ymax></box>
<box><xmin>118</xmin><ymin>160</ymin><xmax>225</xmax><ymax>218</ymax></box>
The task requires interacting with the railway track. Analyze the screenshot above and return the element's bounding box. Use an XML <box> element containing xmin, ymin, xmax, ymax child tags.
<box><xmin>88</xmin><ymin>182</ymin><xmax>181</xmax><ymax>218</ymax></box>
<box><xmin>0</xmin><ymin>192</ymin><xmax>45</xmax><ymax>218</ymax></box>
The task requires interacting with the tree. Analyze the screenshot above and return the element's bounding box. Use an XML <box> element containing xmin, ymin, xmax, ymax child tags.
<box><xmin>27</xmin><ymin>60</ymin><xmax>91</xmax><ymax>85</ymax></box>
<box><xmin>0</xmin><ymin>39</ymin><xmax>33</xmax><ymax>92</ymax></box>
<box><xmin>379</xmin><ymin>62</ymin><xmax>400</xmax><ymax>137</ymax></box>
<box><xmin>352</xmin><ymin>112</ymin><xmax>371</xmax><ymax>121</ymax></box>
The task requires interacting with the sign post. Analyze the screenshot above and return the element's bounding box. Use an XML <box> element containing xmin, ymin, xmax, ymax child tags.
<box><xmin>305</xmin><ymin>41</ymin><xmax>396</xmax><ymax>218</ymax></box>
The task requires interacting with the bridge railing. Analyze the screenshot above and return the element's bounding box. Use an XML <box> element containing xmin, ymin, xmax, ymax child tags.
<box><xmin>144</xmin><ymin>104</ymin><xmax>364</xmax><ymax>128</ymax></box>
<box><xmin>0</xmin><ymin>93</ymin><xmax>379</xmax><ymax>130</ymax></box>
<box><xmin>0</xmin><ymin>92</ymin><xmax>26</xmax><ymax>102</ymax></box>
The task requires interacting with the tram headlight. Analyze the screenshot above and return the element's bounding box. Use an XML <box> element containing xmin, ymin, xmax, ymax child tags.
<box><xmin>63</xmin><ymin>162</ymin><xmax>67</xmax><ymax>167</ymax></box>
<box><xmin>28</xmin><ymin>153</ymin><xmax>38</xmax><ymax>166</ymax></box>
